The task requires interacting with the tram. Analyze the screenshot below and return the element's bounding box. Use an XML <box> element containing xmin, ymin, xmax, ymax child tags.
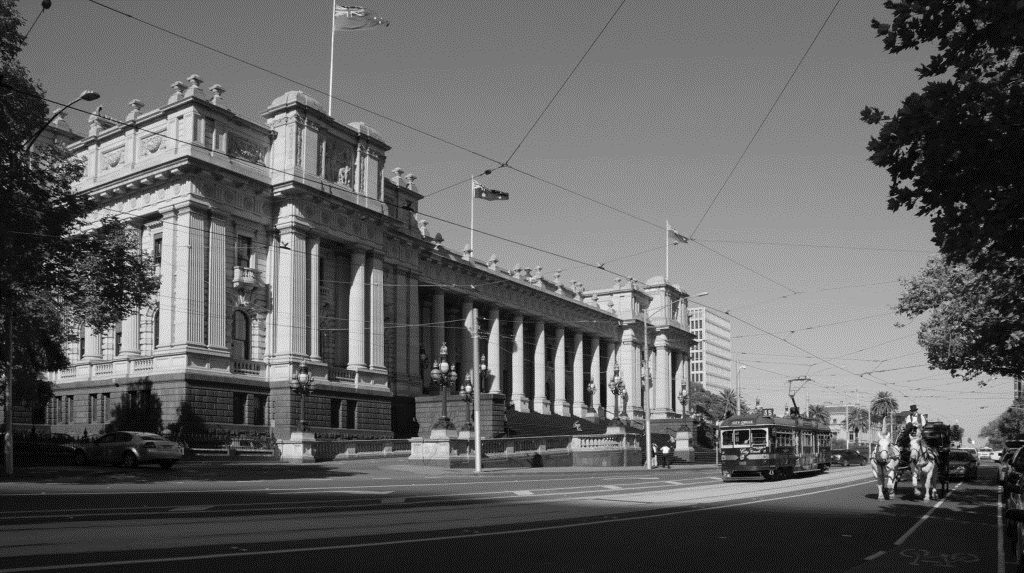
<box><xmin>718</xmin><ymin>407</ymin><xmax>832</xmax><ymax>481</ymax></box>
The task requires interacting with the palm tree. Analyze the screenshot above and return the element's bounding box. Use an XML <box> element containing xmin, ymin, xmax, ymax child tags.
<box><xmin>848</xmin><ymin>407</ymin><xmax>870</xmax><ymax>444</ymax></box>
<box><xmin>870</xmin><ymin>391</ymin><xmax>899</xmax><ymax>437</ymax></box>
<box><xmin>807</xmin><ymin>404</ymin><xmax>830</xmax><ymax>425</ymax></box>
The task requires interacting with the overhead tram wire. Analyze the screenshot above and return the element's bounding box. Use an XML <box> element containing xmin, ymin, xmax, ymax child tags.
<box><xmin>501</xmin><ymin>0</ymin><xmax>628</xmax><ymax>167</ymax></box>
<box><xmin>24</xmin><ymin>91</ymin><xmax>915</xmax><ymax>376</ymax></box>
<box><xmin>84</xmin><ymin>0</ymin><xmax>502</xmax><ymax>168</ymax></box>
<box><xmin>82</xmin><ymin>0</ymin><xmax>817</xmax><ymax>297</ymax></box>
<box><xmin>687</xmin><ymin>0</ymin><xmax>844</xmax><ymax>241</ymax></box>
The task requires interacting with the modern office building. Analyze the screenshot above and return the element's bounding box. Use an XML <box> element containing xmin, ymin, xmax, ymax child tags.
<box><xmin>39</xmin><ymin>75</ymin><xmax>696</xmax><ymax>440</ymax></box>
<box><xmin>687</xmin><ymin>306</ymin><xmax>732</xmax><ymax>393</ymax></box>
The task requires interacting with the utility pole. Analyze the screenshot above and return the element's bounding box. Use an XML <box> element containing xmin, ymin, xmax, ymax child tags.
<box><xmin>471</xmin><ymin>307</ymin><xmax>482</xmax><ymax>474</ymax></box>
<box><xmin>642</xmin><ymin>304</ymin><xmax>652</xmax><ymax>471</ymax></box>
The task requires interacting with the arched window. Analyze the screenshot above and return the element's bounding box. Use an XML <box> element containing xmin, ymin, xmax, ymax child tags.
<box><xmin>231</xmin><ymin>310</ymin><xmax>251</xmax><ymax>361</ymax></box>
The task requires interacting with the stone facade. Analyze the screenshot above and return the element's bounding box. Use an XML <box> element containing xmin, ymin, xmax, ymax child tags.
<box><xmin>45</xmin><ymin>76</ymin><xmax>696</xmax><ymax>440</ymax></box>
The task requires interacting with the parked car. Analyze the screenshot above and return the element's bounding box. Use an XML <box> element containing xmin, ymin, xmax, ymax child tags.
<box><xmin>993</xmin><ymin>449</ymin><xmax>1004</xmax><ymax>463</ymax></box>
<box><xmin>1002</xmin><ymin>448</ymin><xmax>1024</xmax><ymax>541</ymax></box>
<box><xmin>831</xmin><ymin>449</ymin><xmax>867</xmax><ymax>466</ymax></box>
<box><xmin>962</xmin><ymin>447</ymin><xmax>980</xmax><ymax>461</ymax></box>
<box><xmin>947</xmin><ymin>449</ymin><xmax>979</xmax><ymax>481</ymax></box>
<box><xmin>72</xmin><ymin>431</ymin><xmax>183</xmax><ymax>469</ymax></box>
<box><xmin>1000</xmin><ymin>448</ymin><xmax>1020</xmax><ymax>485</ymax></box>
<box><xmin>979</xmin><ymin>446</ymin><xmax>994</xmax><ymax>460</ymax></box>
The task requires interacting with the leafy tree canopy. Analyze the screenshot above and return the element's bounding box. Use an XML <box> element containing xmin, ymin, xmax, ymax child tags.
<box><xmin>863</xmin><ymin>1</ymin><xmax>1024</xmax><ymax>271</ymax></box>
<box><xmin>0</xmin><ymin>0</ymin><xmax>159</xmax><ymax>405</ymax></box>
<box><xmin>896</xmin><ymin>256</ymin><xmax>1024</xmax><ymax>380</ymax></box>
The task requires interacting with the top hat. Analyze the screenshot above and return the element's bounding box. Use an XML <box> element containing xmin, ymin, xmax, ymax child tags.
<box><xmin>909</xmin><ymin>404</ymin><xmax>918</xmax><ymax>412</ymax></box>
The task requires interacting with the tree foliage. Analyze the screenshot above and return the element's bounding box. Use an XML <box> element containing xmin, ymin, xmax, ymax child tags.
<box><xmin>863</xmin><ymin>1</ymin><xmax>1024</xmax><ymax>271</ymax></box>
<box><xmin>870</xmin><ymin>391</ymin><xmax>899</xmax><ymax>434</ymax></box>
<box><xmin>978</xmin><ymin>399</ymin><xmax>1024</xmax><ymax>449</ymax></box>
<box><xmin>0</xmin><ymin>0</ymin><xmax>159</xmax><ymax>412</ymax></box>
<box><xmin>104</xmin><ymin>380</ymin><xmax>163</xmax><ymax>434</ymax></box>
<box><xmin>865</xmin><ymin>2</ymin><xmax>1024</xmax><ymax>381</ymax></box>
<box><xmin>688</xmin><ymin>386</ymin><xmax>748</xmax><ymax>422</ymax></box>
<box><xmin>806</xmin><ymin>404</ymin><xmax>830</xmax><ymax>425</ymax></box>
<box><xmin>896</xmin><ymin>256</ymin><xmax>1024</xmax><ymax>380</ymax></box>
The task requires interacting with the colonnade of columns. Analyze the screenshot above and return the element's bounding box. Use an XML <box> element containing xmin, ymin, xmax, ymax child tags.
<box><xmin>421</xmin><ymin>289</ymin><xmax>689</xmax><ymax>420</ymax></box>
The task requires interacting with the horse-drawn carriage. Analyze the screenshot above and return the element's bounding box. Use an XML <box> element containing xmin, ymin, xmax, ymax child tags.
<box><xmin>871</xmin><ymin>419</ymin><xmax>951</xmax><ymax>501</ymax></box>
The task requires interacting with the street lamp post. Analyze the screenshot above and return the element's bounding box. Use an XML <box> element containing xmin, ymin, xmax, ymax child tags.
<box><xmin>24</xmin><ymin>90</ymin><xmax>100</xmax><ymax>151</ymax></box>
<box><xmin>461</xmin><ymin>374</ymin><xmax>474</xmax><ymax>431</ymax></box>
<box><xmin>289</xmin><ymin>361</ymin><xmax>314</xmax><ymax>435</ymax></box>
<box><xmin>609</xmin><ymin>363</ymin><xmax>625</xmax><ymax>424</ymax></box>
<box><xmin>735</xmin><ymin>364</ymin><xmax>747</xmax><ymax>416</ymax></box>
<box><xmin>429</xmin><ymin>342</ymin><xmax>456</xmax><ymax>433</ymax></box>
<box><xmin>5</xmin><ymin>89</ymin><xmax>100</xmax><ymax>476</ymax></box>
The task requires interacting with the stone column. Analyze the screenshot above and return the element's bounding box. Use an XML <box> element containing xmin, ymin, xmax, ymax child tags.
<box><xmin>572</xmin><ymin>331</ymin><xmax>586</xmax><ymax>417</ymax></box>
<box><xmin>621</xmin><ymin>330</ymin><xmax>637</xmax><ymax>417</ymax></box>
<box><xmin>121</xmin><ymin>313</ymin><xmax>141</xmax><ymax>356</ymax></box>
<box><xmin>675</xmin><ymin>349</ymin><xmax>689</xmax><ymax>415</ymax></box>
<box><xmin>347</xmin><ymin>249</ymin><xmax>366</xmax><ymax>369</ymax></box>
<box><xmin>407</xmin><ymin>275</ymin><xmax>421</xmax><ymax>388</ymax></box>
<box><xmin>369</xmin><ymin>254</ymin><xmax>384</xmax><ymax>369</ymax></box>
<box><xmin>553</xmin><ymin>326</ymin><xmax>568</xmax><ymax>415</ymax></box>
<box><xmin>275</xmin><ymin>227</ymin><xmax>307</xmax><ymax>358</ymax></box>
<box><xmin>309</xmin><ymin>237</ymin><xmax>321</xmax><ymax>360</ymax></box>
<box><xmin>208</xmin><ymin>215</ymin><xmax>227</xmax><ymax>351</ymax></box>
<box><xmin>176</xmin><ymin>205</ymin><xmax>207</xmax><ymax>347</ymax></box>
<box><xmin>157</xmin><ymin>208</ymin><xmax>175</xmax><ymax>348</ymax></box>
<box><xmin>431</xmin><ymin>290</ymin><xmax>445</xmax><ymax>359</ymax></box>
<box><xmin>83</xmin><ymin>329</ymin><xmax>102</xmax><ymax>361</ymax></box>
<box><xmin>487</xmin><ymin>308</ymin><xmax>501</xmax><ymax>394</ymax></box>
<box><xmin>532</xmin><ymin>320</ymin><xmax>547</xmax><ymax>413</ymax></box>
<box><xmin>605</xmin><ymin>340</ymin><xmax>617</xmax><ymax>420</ymax></box>
<box><xmin>589</xmin><ymin>335</ymin><xmax>602</xmax><ymax>412</ymax></box>
<box><xmin>511</xmin><ymin>313</ymin><xmax>527</xmax><ymax>411</ymax></box>
<box><xmin>395</xmin><ymin>271</ymin><xmax>409</xmax><ymax>387</ymax></box>
<box><xmin>655</xmin><ymin>333</ymin><xmax>672</xmax><ymax>418</ymax></box>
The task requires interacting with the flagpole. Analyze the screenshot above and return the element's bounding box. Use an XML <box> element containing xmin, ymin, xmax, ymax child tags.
<box><xmin>470</xmin><ymin>178</ymin><xmax>475</xmax><ymax>257</ymax></box>
<box><xmin>327</xmin><ymin>0</ymin><xmax>337</xmax><ymax>117</ymax></box>
<box><xmin>665</xmin><ymin>221</ymin><xmax>670</xmax><ymax>283</ymax></box>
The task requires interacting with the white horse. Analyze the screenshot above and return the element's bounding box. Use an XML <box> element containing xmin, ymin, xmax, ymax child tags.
<box><xmin>909</xmin><ymin>430</ymin><xmax>938</xmax><ymax>500</ymax></box>
<box><xmin>871</xmin><ymin>431</ymin><xmax>900</xmax><ymax>500</ymax></box>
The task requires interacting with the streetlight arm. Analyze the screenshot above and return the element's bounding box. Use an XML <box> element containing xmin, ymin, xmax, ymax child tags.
<box><xmin>24</xmin><ymin>91</ymin><xmax>99</xmax><ymax>151</ymax></box>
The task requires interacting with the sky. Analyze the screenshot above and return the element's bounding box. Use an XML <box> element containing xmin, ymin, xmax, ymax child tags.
<box><xmin>16</xmin><ymin>0</ymin><xmax>1014</xmax><ymax>443</ymax></box>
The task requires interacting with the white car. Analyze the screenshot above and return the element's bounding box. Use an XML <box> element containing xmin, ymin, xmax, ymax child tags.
<box><xmin>980</xmin><ymin>447</ymin><xmax>994</xmax><ymax>460</ymax></box>
<box><xmin>963</xmin><ymin>447</ymin><xmax>980</xmax><ymax>461</ymax></box>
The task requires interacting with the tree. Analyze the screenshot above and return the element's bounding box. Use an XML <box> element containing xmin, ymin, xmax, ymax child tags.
<box><xmin>863</xmin><ymin>1</ymin><xmax>1024</xmax><ymax>272</ymax></box>
<box><xmin>978</xmin><ymin>400</ymin><xmax>1024</xmax><ymax>451</ymax></box>
<box><xmin>0</xmin><ymin>0</ymin><xmax>159</xmax><ymax>474</ymax></box>
<box><xmin>104</xmin><ymin>380</ymin><xmax>163</xmax><ymax>434</ymax></box>
<box><xmin>806</xmin><ymin>404</ymin><xmax>830</xmax><ymax>425</ymax></box>
<box><xmin>848</xmin><ymin>407</ymin><xmax>870</xmax><ymax>443</ymax></box>
<box><xmin>896</xmin><ymin>256</ymin><xmax>1024</xmax><ymax>381</ymax></box>
<box><xmin>864</xmin><ymin>2</ymin><xmax>1024</xmax><ymax>382</ymax></box>
<box><xmin>870</xmin><ymin>391</ymin><xmax>899</xmax><ymax>436</ymax></box>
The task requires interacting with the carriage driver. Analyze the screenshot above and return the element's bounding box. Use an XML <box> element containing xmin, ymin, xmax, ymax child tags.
<box><xmin>896</xmin><ymin>405</ymin><xmax>925</xmax><ymax>466</ymax></box>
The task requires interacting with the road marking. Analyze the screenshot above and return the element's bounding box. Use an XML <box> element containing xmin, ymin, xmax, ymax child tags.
<box><xmin>893</xmin><ymin>481</ymin><xmax>962</xmax><ymax>546</ymax></box>
<box><xmin>513</xmin><ymin>490</ymin><xmax>533</xmax><ymax>496</ymax></box>
<box><xmin>267</xmin><ymin>489</ymin><xmax>393</xmax><ymax>496</ymax></box>
<box><xmin>168</xmin><ymin>506</ymin><xmax>213</xmax><ymax>512</ymax></box>
<box><xmin>865</xmin><ymin>551</ymin><xmax>885</xmax><ymax>561</ymax></box>
<box><xmin>602</xmin><ymin>485</ymin><xmax>622</xmax><ymax>490</ymax></box>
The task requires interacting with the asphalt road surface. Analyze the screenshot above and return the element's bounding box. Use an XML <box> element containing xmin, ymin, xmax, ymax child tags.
<box><xmin>0</xmin><ymin>460</ymin><xmax>1010</xmax><ymax>572</ymax></box>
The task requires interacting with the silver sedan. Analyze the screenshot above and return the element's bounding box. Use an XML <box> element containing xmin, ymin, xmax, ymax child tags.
<box><xmin>73</xmin><ymin>431</ymin><xmax>184</xmax><ymax>469</ymax></box>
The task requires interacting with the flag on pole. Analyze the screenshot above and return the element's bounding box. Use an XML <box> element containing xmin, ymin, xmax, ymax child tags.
<box><xmin>334</xmin><ymin>5</ymin><xmax>389</xmax><ymax>30</ymax></box>
<box><xmin>472</xmin><ymin>180</ymin><xmax>508</xmax><ymax>201</ymax></box>
<box><xmin>667</xmin><ymin>221</ymin><xmax>688</xmax><ymax>244</ymax></box>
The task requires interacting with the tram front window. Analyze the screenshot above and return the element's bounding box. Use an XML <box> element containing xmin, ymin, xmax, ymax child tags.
<box><xmin>735</xmin><ymin>430</ymin><xmax>750</xmax><ymax>445</ymax></box>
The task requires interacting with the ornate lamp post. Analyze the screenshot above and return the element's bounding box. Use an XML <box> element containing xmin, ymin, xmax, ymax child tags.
<box><xmin>586</xmin><ymin>381</ymin><xmax>597</xmax><ymax>412</ymax></box>
<box><xmin>609</xmin><ymin>362</ymin><xmax>626</xmax><ymax>424</ymax></box>
<box><xmin>289</xmin><ymin>361</ymin><xmax>314</xmax><ymax>434</ymax></box>
<box><xmin>429</xmin><ymin>342</ymin><xmax>457</xmax><ymax>431</ymax></box>
<box><xmin>461</xmin><ymin>374</ymin><xmax>474</xmax><ymax>431</ymax></box>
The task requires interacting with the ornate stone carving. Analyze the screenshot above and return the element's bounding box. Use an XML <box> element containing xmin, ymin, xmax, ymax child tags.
<box><xmin>227</xmin><ymin>135</ymin><xmax>266</xmax><ymax>166</ymax></box>
<box><xmin>487</xmin><ymin>254</ymin><xmax>498</xmax><ymax>271</ymax></box>
<box><xmin>126</xmin><ymin>99</ymin><xmax>144</xmax><ymax>122</ymax></box>
<box><xmin>141</xmin><ymin>133</ymin><xmax>165</xmax><ymax>155</ymax></box>
<box><xmin>462</xmin><ymin>244</ymin><xmax>472</xmax><ymax>261</ymax></box>
<box><xmin>102</xmin><ymin>148</ymin><xmax>123</xmax><ymax>170</ymax></box>
<box><xmin>168</xmin><ymin>81</ymin><xmax>186</xmax><ymax>104</ymax></box>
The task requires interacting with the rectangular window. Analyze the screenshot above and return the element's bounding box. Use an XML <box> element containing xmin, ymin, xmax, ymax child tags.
<box><xmin>101</xmin><ymin>393</ymin><xmax>110</xmax><ymax>423</ymax></box>
<box><xmin>252</xmin><ymin>395</ymin><xmax>266</xmax><ymax>426</ymax></box>
<box><xmin>236</xmin><ymin>235</ymin><xmax>252</xmax><ymax>268</ymax></box>
<box><xmin>751</xmin><ymin>429</ymin><xmax>767</xmax><ymax>447</ymax></box>
<box><xmin>345</xmin><ymin>400</ymin><xmax>357</xmax><ymax>430</ymax></box>
<box><xmin>87</xmin><ymin>394</ymin><xmax>96</xmax><ymax>424</ymax></box>
<box><xmin>203</xmin><ymin>118</ymin><xmax>216</xmax><ymax>151</ymax></box>
<box><xmin>115</xmin><ymin>331</ymin><xmax>122</xmax><ymax>356</ymax></box>
<box><xmin>65</xmin><ymin>395</ymin><xmax>74</xmax><ymax>424</ymax></box>
<box><xmin>232</xmin><ymin>393</ymin><xmax>246</xmax><ymax>425</ymax></box>
<box><xmin>331</xmin><ymin>398</ymin><xmax>341</xmax><ymax>428</ymax></box>
<box><xmin>153</xmin><ymin>235</ymin><xmax>162</xmax><ymax>267</ymax></box>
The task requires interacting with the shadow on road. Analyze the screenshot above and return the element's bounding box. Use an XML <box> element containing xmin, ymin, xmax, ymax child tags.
<box><xmin>0</xmin><ymin>461</ymin><xmax>360</xmax><ymax>484</ymax></box>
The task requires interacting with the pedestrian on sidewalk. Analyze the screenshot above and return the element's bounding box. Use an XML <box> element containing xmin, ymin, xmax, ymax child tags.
<box><xmin>660</xmin><ymin>444</ymin><xmax>672</xmax><ymax>469</ymax></box>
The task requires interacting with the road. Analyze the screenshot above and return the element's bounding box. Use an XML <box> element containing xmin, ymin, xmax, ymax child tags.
<box><xmin>0</xmin><ymin>460</ymin><xmax>1010</xmax><ymax>572</ymax></box>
